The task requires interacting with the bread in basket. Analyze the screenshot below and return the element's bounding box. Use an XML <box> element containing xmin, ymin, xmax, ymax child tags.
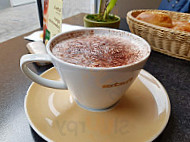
<box><xmin>127</xmin><ymin>9</ymin><xmax>190</xmax><ymax>61</ymax></box>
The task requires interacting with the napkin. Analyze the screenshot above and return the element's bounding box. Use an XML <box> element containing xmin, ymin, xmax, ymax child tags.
<box><xmin>25</xmin><ymin>24</ymin><xmax>84</xmax><ymax>66</ymax></box>
<box><xmin>24</xmin><ymin>23</ymin><xmax>85</xmax><ymax>42</ymax></box>
<box><xmin>25</xmin><ymin>24</ymin><xmax>85</xmax><ymax>54</ymax></box>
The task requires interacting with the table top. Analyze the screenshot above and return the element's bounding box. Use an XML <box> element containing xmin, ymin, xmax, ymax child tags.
<box><xmin>0</xmin><ymin>13</ymin><xmax>189</xmax><ymax>142</ymax></box>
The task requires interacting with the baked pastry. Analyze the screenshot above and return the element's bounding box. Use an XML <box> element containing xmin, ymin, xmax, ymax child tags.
<box><xmin>136</xmin><ymin>11</ymin><xmax>173</xmax><ymax>28</ymax></box>
<box><xmin>172</xmin><ymin>21</ymin><xmax>190</xmax><ymax>32</ymax></box>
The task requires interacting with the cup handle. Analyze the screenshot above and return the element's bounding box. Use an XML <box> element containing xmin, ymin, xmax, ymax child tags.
<box><xmin>20</xmin><ymin>54</ymin><xmax>68</xmax><ymax>89</ymax></box>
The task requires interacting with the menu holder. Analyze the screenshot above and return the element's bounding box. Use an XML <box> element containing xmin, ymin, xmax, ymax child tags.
<box><xmin>43</xmin><ymin>0</ymin><xmax>63</xmax><ymax>45</ymax></box>
<box><xmin>26</xmin><ymin>0</ymin><xmax>63</xmax><ymax>66</ymax></box>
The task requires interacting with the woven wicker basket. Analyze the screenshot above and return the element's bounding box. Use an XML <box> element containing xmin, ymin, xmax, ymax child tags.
<box><xmin>127</xmin><ymin>9</ymin><xmax>190</xmax><ymax>61</ymax></box>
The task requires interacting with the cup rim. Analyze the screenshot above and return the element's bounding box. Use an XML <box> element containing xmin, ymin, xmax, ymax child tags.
<box><xmin>46</xmin><ymin>28</ymin><xmax>151</xmax><ymax>71</ymax></box>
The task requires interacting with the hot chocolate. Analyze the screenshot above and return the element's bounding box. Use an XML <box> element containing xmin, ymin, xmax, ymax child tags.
<box><xmin>51</xmin><ymin>34</ymin><xmax>146</xmax><ymax>67</ymax></box>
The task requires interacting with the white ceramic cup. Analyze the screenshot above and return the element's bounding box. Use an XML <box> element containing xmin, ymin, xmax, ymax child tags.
<box><xmin>20</xmin><ymin>28</ymin><xmax>151</xmax><ymax>111</ymax></box>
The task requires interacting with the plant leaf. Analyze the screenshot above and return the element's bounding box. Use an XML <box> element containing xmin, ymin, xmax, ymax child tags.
<box><xmin>106</xmin><ymin>0</ymin><xmax>117</xmax><ymax>14</ymax></box>
<box><xmin>99</xmin><ymin>0</ymin><xmax>102</xmax><ymax>14</ymax></box>
<box><xmin>103</xmin><ymin>0</ymin><xmax>117</xmax><ymax>19</ymax></box>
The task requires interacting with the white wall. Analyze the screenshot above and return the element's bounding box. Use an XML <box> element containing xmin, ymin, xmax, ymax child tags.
<box><xmin>41</xmin><ymin>0</ymin><xmax>95</xmax><ymax>19</ymax></box>
<box><xmin>62</xmin><ymin>0</ymin><xmax>95</xmax><ymax>19</ymax></box>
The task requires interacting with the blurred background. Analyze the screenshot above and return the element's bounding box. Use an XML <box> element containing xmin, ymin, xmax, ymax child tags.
<box><xmin>0</xmin><ymin>0</ymin><xmax>161</xmax><ymax>42</ymax></box>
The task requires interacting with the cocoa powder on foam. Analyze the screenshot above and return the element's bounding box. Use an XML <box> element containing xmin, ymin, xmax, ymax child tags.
<box><xmin>52</xmin><ymin>35</ymin><xmax>146</xmax><ymax>67</ymax></box>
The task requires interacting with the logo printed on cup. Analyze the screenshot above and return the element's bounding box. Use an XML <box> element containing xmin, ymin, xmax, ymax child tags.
<box><xmin>102</xmin><ymin>77</ymin><xmax>133</xmax><ymax>88</ymax></box>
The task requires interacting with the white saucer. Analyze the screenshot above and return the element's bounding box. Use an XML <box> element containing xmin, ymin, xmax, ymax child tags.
<box><xmin>25</xmin><ymin>68</ymin><xmax>170</xmax><ymax>142</ymax></box>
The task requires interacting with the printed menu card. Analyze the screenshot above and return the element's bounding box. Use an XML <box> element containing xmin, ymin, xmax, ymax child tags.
<box><xmin>43</xmin><ymin>0</ymin><xmax>63</xmax><ymax>44</ymax></box>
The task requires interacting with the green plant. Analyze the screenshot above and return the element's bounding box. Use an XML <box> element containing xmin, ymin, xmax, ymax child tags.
<box><xmin>87</xmin><ymin>0</ymin><xmax>118</xmax><ymax>22</ymax></box>
<box><xmin>102</xmin><ymin>0</ymin><xmax>118</xmax><ymax>20</ymax></box>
